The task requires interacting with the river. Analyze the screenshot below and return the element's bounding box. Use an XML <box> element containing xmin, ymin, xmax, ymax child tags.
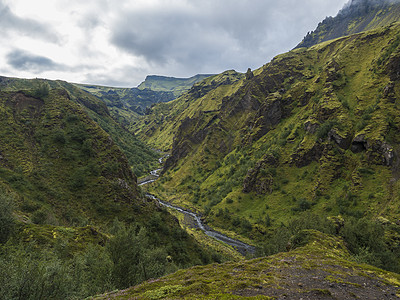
<box><xmin>139</xmin><ymin>158</ymin><xmax>255</xmax><ymax>256</ymax></box>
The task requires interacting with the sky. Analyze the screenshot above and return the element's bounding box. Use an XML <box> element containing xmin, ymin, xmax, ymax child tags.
<box><xmin>0</xmin><ymin>0</ymin><xmax>349</xmax><ymax>87</ymax></box>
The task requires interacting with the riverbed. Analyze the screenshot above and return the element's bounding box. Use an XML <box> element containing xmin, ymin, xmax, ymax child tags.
<box><xmin>139</xmin><ymin>160</ymin><xmax>255</xmax><ymax>256</ymax></box>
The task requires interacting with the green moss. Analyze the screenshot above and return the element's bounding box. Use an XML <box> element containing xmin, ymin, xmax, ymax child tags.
<box><xmin>93</xmin><ymin>231</ymin><xmax>400</xmax><ymax>299</ymax></box>
<box><xmin>143</xmin><ymin>285</ymin><xmax>183</xmax><ymax>299</ymax></box>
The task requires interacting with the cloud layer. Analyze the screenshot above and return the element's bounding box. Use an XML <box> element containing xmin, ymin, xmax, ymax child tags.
<box><xmin>0</xmin><ymin>0</ymin><xmax>348</xmax><ymax>87</ymax></box>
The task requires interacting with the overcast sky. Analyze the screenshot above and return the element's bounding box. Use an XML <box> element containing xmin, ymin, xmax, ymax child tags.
<box><xmin>0</xmin><ymin>0</ymin><xmax>348</xmax><ymax>87</ymax></box>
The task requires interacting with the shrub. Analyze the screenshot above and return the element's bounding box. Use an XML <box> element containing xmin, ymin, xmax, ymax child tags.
<box><xmin>32</xmin><ymin>82</ymin><xmax>49</xmax><ymax>99</ymax></box>
<box><xmin>316</xmin><ymin>120</ymin><xmax>338</xmax><ymax>140</ymax></box>
<box><xmin>292</xmin><ymin>198</ymin><xmax>312</xmax><ymax>212</ymax></box>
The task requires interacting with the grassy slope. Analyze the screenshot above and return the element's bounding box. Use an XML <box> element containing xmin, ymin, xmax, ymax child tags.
<box><xmin>94</xmin><ymin>230</ymin><xmax>400</xmax><ymax>299</ymax></box>
<box><xmin>141</xmin><ymin>23</ymin><xmax>400</xmax><ymax>245</ymax></box>
<box><xmin>0</xmin><ymin>78</ymin><xmax>224</xmax><ymax>272</ymax></box>
<box><xmin>0</xmin><ymin>77</ymin><xmax>159</xmax><ymax>177</ymax></box>
<box><xmin>0</xmin><ymin>87</ymin><xmax>140</xmax><ymax>227</ymax></box>
<box><xmin>133</xmin><ymin>70</ymin><xmax>245</xmax><ymax>151</ymax></box>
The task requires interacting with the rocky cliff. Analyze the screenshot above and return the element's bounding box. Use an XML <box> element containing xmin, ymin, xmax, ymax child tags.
<box><xmin>297</xmin><ymin>0</ymin><xmax>400</xmax><ymax>48</ymax></box>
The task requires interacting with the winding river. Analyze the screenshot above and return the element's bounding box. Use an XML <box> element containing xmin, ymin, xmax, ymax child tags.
<box><xmin>139</xmin><ymin>158</ymin><xmax>255</xmax><ymax>256</ymax></box>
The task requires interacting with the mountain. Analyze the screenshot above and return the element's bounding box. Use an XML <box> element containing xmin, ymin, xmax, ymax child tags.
<box><xmin>0</xmin><ymin>78</ymin><xmax>141</xmax><ymax>225</ymax></box>
<box><xmin>77</xmin><ymin>74</ymin><xmax>213</xmax><ymax>133</ymax></box>
<box><xmin>296</xmin><ymin>0</ymin><xmax>400</xmax><ymax>48</ymax></box>
<box><xmin>133</xmin><ymin>70</ymin><xmax>245</xmax><ymax>151</ymax></box>
<box><xmin>1</xmin><ymin>77</ymin><xmax>159</xmax><ymax>177</ymax></box>
<box><xmin>137</xmin><ymin>74</ymin><xmax>215</xmax><ymax>97</ymax></box>
<box><xmin>0</xmin><ymin>76</ymin><xmax>224</xmax><ymax>299</ymax></box>
<box><xmin>94</xmin><ymin>230</ymin><xmax>400</xmax><ymax>299</ymax></box>
<box><xmin>140</xmin><ymin>21</ymin><xmax>400</xmax><ymax>272</ymax></box>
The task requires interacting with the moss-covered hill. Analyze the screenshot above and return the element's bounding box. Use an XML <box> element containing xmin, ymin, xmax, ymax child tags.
<box><xmin>140</xmin><ymin>21</ymin><xmax>400</xmax><ymax>265</ymax></box>
<box><xmin>0</xmin><ymin>77</ymin><xmax>158</xmax><ymax>177</ymax></box>
<box><xmin>133</xmin><ymin>70</ymin><xmax>245</xmax><ymax>151</ymax></box>
<box><xmin>0</xmin><ymin>86</ymin><xmax>141</xmax><ymax>226</ymax></box>
<box><xmin>0</xmin><ymin>77</ymin><xmax>226</xmax><ymax>299</ymax></box>
<box><xmin>297</xmin><ymin>0</ymin><xmax>400</xmax><ymax>48</ymax></box>
<box><xmin>94</xmin><ymin>230</ymin><xmax>400</xmax><ymax>299</ymax></box>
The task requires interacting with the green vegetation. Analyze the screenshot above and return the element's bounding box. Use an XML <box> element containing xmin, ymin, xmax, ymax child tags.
<box><xmin>258</xmin><ymin>213</ymin><xmax>400</xmax><ymax>273</ymax></box>
<box><xmin>0</xmin><ymin>78</ymin><xmax>224</xmax><ymax>299</ymax></box>
<box><xmin>133</xmin><ymin>70</ymin><xmax>245</xmax><ymax>151</ymax></box>
<box><xmin>0</xmin><ymin>192</ymin><xmax>15</xmax><ymax>243</ymax></box>
<box><xmin>93</xmin><ymin>230</ymin><xmax>400</xmax><ymax>299</ymax></box>
<box><xmin>140</xmin><ymin>22</ymin><xmax>400</xmax><ymax>277</ymax></box>
<box><xmin>1</xmin><ymin>78</ymin><xmax>158</xmax><ymax>177</ymax></box>
<box><xmin>3</xmin><ymin>3</ymin><xmax>400</xmax><ymax>299</ymax></box>
<box><xmin>0</xmin><ymin>218</ymin><xmax>216</xmax><ymax>299</ymax></box>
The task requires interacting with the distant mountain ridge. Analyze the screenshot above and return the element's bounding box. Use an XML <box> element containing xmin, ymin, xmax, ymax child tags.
<box><xmin>138</xmin><ymin>74</ymin><xmax>215</xmax><ymax>97</ymax></box>
<box><xmin>78</xmin><ymin>74</ymin><xmax>214</xmax><ymax>132</ymax></box>
<box><xmin>296</xmin><ymin>0</ymin><xmax>400</xmax><ymax>48</ymax></box>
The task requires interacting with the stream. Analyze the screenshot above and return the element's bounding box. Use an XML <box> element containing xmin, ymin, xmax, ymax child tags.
<box><xmin>139</xmin><ymin>158</ymin><xmax>255</xmax><ymax>256</ymax></box>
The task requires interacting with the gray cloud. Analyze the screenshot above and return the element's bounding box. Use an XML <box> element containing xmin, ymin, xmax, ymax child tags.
<box><xmin>6</xmin><ymin>49</ymin><xmax>65</xmax><ymax>73</ymax></box>
<box><xmin>0</xmin><ymin>1</ymin><xmax>59</xmax><ymax>43</ymax></box>
<box><xmin>110</xmin><ymin>0</ymin><xmax>348</xmax><ymax>76</ymax></box>
<box><xmin>83</xmin><ymin>65</ymin><xmax>147</xmax><ymax>87</ymax></box>
<box><xmin>0</xmin><ymin>0</ymin><xmax>350</xmax><ymax>87</ymax></box>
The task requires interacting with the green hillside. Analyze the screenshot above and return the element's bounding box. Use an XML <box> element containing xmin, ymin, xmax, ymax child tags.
<box><xmin>1</xmin><ymin>77</ymin><xmax>159</xmax><ymax>177</ymax></box>
<box><xmin>141</xmin><ymin>22</ymin><xmax>400</xmax><ymax>272</ymax></box>
<box><xmin>94</xmin><ymin>230</ymin><xmax>400</xmax><ymax>299</ymax></box>
<box><xmin>0</xmin><ymin>78</ymin><xmax>225</xmax><ymax>299</ymax></box>
<box><xmin>133</xmin><ymin>70</ymin><xmax>245</xmax><ymax>151</ymax></box>
<box><xmin>3</xmin><ymin>1</ymin><xmax>400</xmax><ymax>298</ymax></box>
<box><xmin>297</xmin><ymin>0</ymin><xmax>400</xmax><ymax>48</ymax></box>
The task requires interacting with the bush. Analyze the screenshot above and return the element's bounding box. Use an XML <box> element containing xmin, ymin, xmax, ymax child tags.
<box><xmin>31</xmin><ymin>207</ymin><xmax>49</xmax><ymax>225</ymax></box>
<box><xmin>106</xmin><ymin>223</ymin><xmax>168</xmax><ymax>289</ymax></box>
<box><xmin>316</xmin><ymin>120</ymin><xmax>338</xmax><ymax>140</ymax></box>
<box><xmin>340</xmin><ymin>218</ymin><xmax>400</xmax><ymax>272</ymax></box>
<box><xmin>32</xmin><ymin>82</ymin><xmax>49</xmax><ymax>99</ymax></box>
<box><xmin>258</xmin><ymin>213</ymin><xmax>335</xmax><ymax>256</ymax></box>
<box><xmin>292</xmin><ymin>199</ymin><xmax>312</xmax><ymax>212</ymax></box>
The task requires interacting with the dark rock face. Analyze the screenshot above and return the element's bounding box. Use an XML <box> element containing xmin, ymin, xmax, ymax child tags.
<box><xmin>291</xmin><ymin>141</ymin><xmax>324</xmax><ymax>168</ymax></box>
<box><xmin>328</xmin><ymin>129</ymin><xmax>351</xmax><ymax>150</ymax></box>
<box><xmin>380</xmin><ymin>142</ymin><xmax>395</xmax><ymax>166</ymax></box>
<box><xmin>243</xmin><ymin>154</ymin><xmax>279</xmax><ymax>194</ymax></box>
<box><xmin>351</xmin><ymin>134</ymin><xmax>367</xmax><ymax>153</ymax></box>
<box><xmin>304</xmin><ymin>120</ymin><xmax>319</xmax><ymax>134</ymax></box>
<box><xmin>245</xmin><ymin>68</ymin><xmax>254</xmax><ymax>80</ymax></box>
<box><xmin>296</xmin><ymin>0</ymin><xmax>400</xmax><ymax>49</ymax></box>
<box><xmin>385</xmin><ymin>52</ymin><xmax>400</xmax><ymax>81</ymax></box>
<box><xmin>247</xmin><ymin>95</ymin><xmax>284</xmax><ymax>143</ymax></box>
<box><xmin>351</xmin><ymin>134</ymin><xmax>394</xmax><ymax>166</ymax></box>
<box><xmin>367</xmin><ymin>140</ymin><xmax>395</xmax><ymax>166</ymax></box>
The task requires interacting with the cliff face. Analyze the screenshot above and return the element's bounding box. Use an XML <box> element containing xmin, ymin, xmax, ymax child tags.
<box><xmin>296</xmin><ymin>0</ymin><xmax>400</xmax><ymax>48</ymax></box>
<box><xmin>144</xmin><ymin>23</ymin><xmax>400</xmax><ymax>247</ymax></box>
<box><xmin>133</xmin><ymin>70</ymin><xmax>245</xmax><ymax>152</ymax></box>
